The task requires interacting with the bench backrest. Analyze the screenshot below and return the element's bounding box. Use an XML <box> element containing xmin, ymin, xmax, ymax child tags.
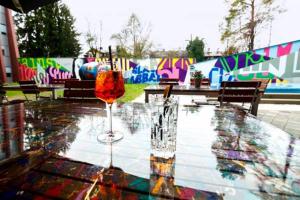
<box><xmin>19</xmin><ymin>80</ymin><xmax>39</xmax><ymax>94</ymax></box>
<box><xmin>63</xmin><ymin>80</ymin><xmax>96</xmax><ymax>100</ymax></box>
<box><xmin>50</xmin><ymin>78</ymin><xmax>78</xmax><ymax>84</ymax></box>
<box><xmin>159</xmin><ymin>78</ymin><xmax>179</xmax><ymax>85</ymax></box>
<box><xmin>218</xmin><ymin>81</ymin><xmax>261</xmax><ymax>107</ymax></box>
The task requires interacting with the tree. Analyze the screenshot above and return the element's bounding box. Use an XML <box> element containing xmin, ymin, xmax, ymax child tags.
<box><xmin>223</xmin><ymin>45</ymin><xmax>239</xmax><ymax>56</ymax></box>
<box><xmin>220</xmin><ymin>0</ymin><xmax>285</xmax><ymax>51</ymax></box>
<box><xmin>186</xmin><ymin>37</ymin><xmax>205</xmax><ymax>62</ymax></box>
<box><xmin>14</xmin><ymin>2</ymin><xmax>81</xmax><ymax>57</ymax></box>
<box><xmin>85</xmin><ymin>28</ymin><xmax>99</xmax><ymax>57</ymax></box>
<box><xmin>111</xmin><ymin>13</ymin><xmax>152</xmax><ymax>58</ymax></box>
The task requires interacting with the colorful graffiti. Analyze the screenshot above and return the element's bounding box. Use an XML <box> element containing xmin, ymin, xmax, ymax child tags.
<box><xmin>157</xmin><ymin>58</ymin><xmax>194</xmax><ymax>82</ymax></box>
<box><xmin>18</xmin><ymin>40</ymin><xmax>300</xmax><ymax>87</ymax></box>
<box><xmin>18</xmin><ymin>57</ymin><xmax>195</xmax><ymax>84</ymax></box>
<box><xmin>193</xmin><ymin>39</ymin><xmax>300</xmax><ymax>86</ymax></box>
<box><xmin>129</xmin><ymin>64</ymin><xmax>159</xmax><ymax>83</ymax></box>
<box><xmin>234</xmin><ymin>51</ymin><xmax>300</xmax><ymax>82</ymax></box>
<box><xmin>18</xmin><ymin>58</ymin><xmax>73</xmax><ymax>84</ymax></box>
<box><xmin>215</xmin><ymin>52</ymin><xmax>271</xmax><ymax>72</ymax></box>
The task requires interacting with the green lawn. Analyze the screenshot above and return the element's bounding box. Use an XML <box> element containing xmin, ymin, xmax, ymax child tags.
<box><xmin>6</xmin><ymin>84</ymin><xmax>148</xmax><ymax>103</ymax></box>
<box><xmin>118</xmin><ymin>84</ymin><xmax>148</xmax><ymax>103</ymax></box>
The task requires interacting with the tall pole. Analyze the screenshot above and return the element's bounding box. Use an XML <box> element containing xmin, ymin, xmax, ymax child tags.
<box><xmin>268</xmin><ymin>18</ymin><xmax>273</xmax><ymax>47</ymax></box>
<box><xmin>99</xmin><ymin>20</ymin><xmax>103</xmax><ymax>51</ymax></box>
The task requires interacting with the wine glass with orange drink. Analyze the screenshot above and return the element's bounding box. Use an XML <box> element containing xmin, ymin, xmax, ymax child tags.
<box><xmin>95</xmin><ymin>46</ymin><xmax>125</xmax><ymax>143</ymax></box>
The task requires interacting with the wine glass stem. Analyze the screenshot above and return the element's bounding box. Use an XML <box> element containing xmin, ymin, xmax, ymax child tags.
<box><xmin>108</xmin><ymin>103</ymin><xmax>113</xmax><ymax>135</ymax></box>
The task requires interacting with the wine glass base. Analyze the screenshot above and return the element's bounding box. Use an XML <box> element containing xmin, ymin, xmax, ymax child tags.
<box><xmin>97</xmin><ymin>131</ymin><xmax>123</xmax><ymax>143</ymax></box>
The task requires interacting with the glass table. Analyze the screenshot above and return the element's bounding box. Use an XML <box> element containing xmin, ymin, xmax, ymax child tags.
<box><xmin>0</xmin><ymin>101</ymin><xmax>299</xmax><ymax>199</ymax></box>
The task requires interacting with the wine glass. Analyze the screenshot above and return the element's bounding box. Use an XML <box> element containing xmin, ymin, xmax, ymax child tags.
<box><xmin>95</xmin><ymin>70</ymin><xmax>125</xmax><ymax>143</ymax></box>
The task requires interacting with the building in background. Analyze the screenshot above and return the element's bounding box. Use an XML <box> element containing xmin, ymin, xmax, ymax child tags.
<box><xmin>0</xmin><ymin>6</ymin><xmax>19</xmax><ymax>83</ymax></box>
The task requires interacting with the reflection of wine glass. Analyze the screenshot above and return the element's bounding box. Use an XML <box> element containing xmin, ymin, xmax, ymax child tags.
<box><xmin>95</xmin><ymin>70</ymin><xmax>125</xmax><ymax>143</ymax></box>
<box><xmin>86</xmin><ymin>142</ymin><xmax>125</xmax><ymax>199</ymax></box>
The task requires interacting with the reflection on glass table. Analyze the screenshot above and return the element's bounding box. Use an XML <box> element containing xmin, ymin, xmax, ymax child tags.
<box><xmin>0</xmin><ymin>100</ymin><xmax>299</xmax><ymax>199</ymax></box>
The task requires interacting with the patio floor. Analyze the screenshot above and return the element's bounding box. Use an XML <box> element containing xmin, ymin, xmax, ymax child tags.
<box><xmin>257</xmin><ymin>104</ymin><xmax>300</xmax><ymax>137</ymax></box>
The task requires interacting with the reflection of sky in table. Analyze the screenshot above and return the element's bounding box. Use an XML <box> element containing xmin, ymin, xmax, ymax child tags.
<box><xmin>0</xmin><ymin>101</ymin><xmax>299</xmax><ymax>199</ymax></box>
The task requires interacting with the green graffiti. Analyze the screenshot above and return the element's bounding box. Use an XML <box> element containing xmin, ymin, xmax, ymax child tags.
<box><xmin>231</xmin><ymin>54</ymin><xmax>240</xmax><ymax>71</ymax></box>
<box><xmin>220</xmin><ymin>57</ymin><xmax>231</xmax><ymax>72</ymax></box>
<box><xmin>37</xmin><ymin>58</ymin><xmax>46</xmax><ymax>69</ymax></box>
<box><xmin>30</xmin><ymin>58</ymin><xmax>36</xmax><ymax>69</ymax></box>
<box><xmin>221</xmin><ymin>52</ymin><xmax>268</xmax><ymax>73</ymax></box>
<box><xmin>256</xmin><ymin>72</ymin><xmax>275</xmax><ymax>79</ymax></box>
<box><xmin>18</xmin><ymin>58</ymin><xmax>69</xmax><ymax>71</ymax></box>
<box><xmin>245</xmin><ymin>52</ymin><xmax>266</xmax><ymax>65</ymax></box>
<box><xmin>237</xmin><ymin>73</ymin><xmax>255</xmax><ymax>80</ymax></box>
<box><xmin>19</xmin><ymin>58</ymin><xmax>29</xmax><ymax>68</ymax></box>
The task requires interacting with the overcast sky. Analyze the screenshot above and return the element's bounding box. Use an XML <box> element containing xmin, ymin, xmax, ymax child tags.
<box><xmin>62</xmin><ymin>0</ymin><xmax>299</xmax><ymax>53</ymax></box>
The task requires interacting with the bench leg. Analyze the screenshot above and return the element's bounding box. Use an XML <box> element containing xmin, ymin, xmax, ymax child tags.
<box><xmin>145</xmin><ymin>92</ymin><xmax>149</xmax><ymax>103</ymax></box>
<box><xmin>250</xmin><ymin>97</ymin><xmax>260</xmax><ymax>116</ymax></box>
<box><xmin>52</xmin><ymin>90</ymin><xmax>58</xmax><ymax>100</ymax></box>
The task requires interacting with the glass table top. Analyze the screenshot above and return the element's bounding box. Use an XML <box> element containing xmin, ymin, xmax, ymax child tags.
<box><xmin>0</xmin><ymin>101</ymin><xmax>299</xmax><ymax>199</ymax></box>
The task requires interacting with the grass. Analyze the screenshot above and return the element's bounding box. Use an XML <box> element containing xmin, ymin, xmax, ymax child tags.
<box><xmin>6</xmin><ymin>91</ymin><xmax>26</xmax><ymax>100</ymax></box>
<box><xmin>6</xmin><ymin>84</ymin><xmax>148</xmax><ymax>103</ymax></box>
<box><xmin>118</xmin><ymin>84</ymin><xmax>148</xmax><ymax>103</ymax></box>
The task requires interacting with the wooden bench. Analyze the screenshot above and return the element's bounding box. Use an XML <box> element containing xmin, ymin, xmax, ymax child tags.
<box><xmin>50</xmin><ymin>78</ymin><xmax>78</xmax><ymax>84</ymax></box>
<box><xmin>218</xmin><ymin>81</ymin><xmax>261</xmax><ymax>115</ymax></box>
<box><xmin>19</xmin><ymin>80</ymin><xmax>41</xmax><ymax>101</ymax></box>
<box><xmin>63</xmin><ymin>80</ymin><xmax>103</xmax><ymax>103</ymax></box>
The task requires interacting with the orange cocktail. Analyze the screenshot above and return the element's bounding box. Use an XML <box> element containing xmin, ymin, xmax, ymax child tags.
<box><xmin>95</xmin><ymin>70</ymin><xmax>125</xmax><ymax>104</ymax></box>
<box><xmin>95</xmin><ymin>70</ymin><xmax>125</xmax><ymax>143</ymax></box>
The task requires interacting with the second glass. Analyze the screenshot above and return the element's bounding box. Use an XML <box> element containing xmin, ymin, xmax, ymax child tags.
<box><xmin>95</xmin><ymin>70</ymin><xmax>125</xmax><ymax>143</ymax></box>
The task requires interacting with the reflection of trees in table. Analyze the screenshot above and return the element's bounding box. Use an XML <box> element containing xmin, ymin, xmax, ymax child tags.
<box><xmin>211</xmin><ymin>107</ymin><xmax>268</xmax><ymax>180</ymax></box>
<box><xmin>0</xmin><ymin>102</ymin><xmax>81</xmax><ymax>185</ymax></box>
<box><xmin>252</xmin><ymin>136</ymin><xmax>300</xmax><ymax>198</ymax></box>
<box><xmin>212</xmin><ymin>107</ymin><xmax>300</xmax><ymax>198</ymax></box>
<box><xmin>24</xmin><ymin>102</ymin><xmax>81</xmax><ymax>154</ymax></box>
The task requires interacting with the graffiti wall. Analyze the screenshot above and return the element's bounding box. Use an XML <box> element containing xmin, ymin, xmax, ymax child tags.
<box><xmin>18</xmin><ymin>58</ymin><xmax>73</xmax><ymax>84</ymax></box>
<box><xmin>18</xmin><ymin>57</ymin><xmax>195</xmax><ymax>84</ymax></box>
<box><xmin>18</xmin><ymin>40</ymin><xmax>300</xmax><ymax>88</ymax></box>
<box><xmin>193</xmin><ymin>39</ymin><xmax>300</xmax><ymax>86</ymax></box>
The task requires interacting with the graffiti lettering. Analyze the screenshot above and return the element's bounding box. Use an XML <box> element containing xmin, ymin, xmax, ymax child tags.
<box><xmin>216</xmin><ymin>52</ymin><xmax>269</xmax><ymax>72</ymax></box>
<box><xmin>157</xmin><ymin>58</ymin><xmax>194</xmax><ymax>82</ymax></box>
<box><xmin>158</xmin><ymin>68</ymin><xmax>180</xmax><ymax>79</ymax></box>
<box><xmin>47</xmin><ymin>66</ymin><xmax>72</xmax><ymax>80</ymax></box>
<box><xmin>130</xmin><ymin>65</ymin><xmax>159</xmax><ymax>83</ymax></box>
<box><xmin>19</xmin><ymin>64</ymin><xmax>37</xmax><ymax>81</ymax></box>
<box><xmin>33</xmin><ymin>73</ymin><xmax>50</xmax><ymax>84</ymax></box>
<box><xmin>18</xmin><ymin>58</ymin><xmax>67</xmax><ymax>70</ymax></box>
